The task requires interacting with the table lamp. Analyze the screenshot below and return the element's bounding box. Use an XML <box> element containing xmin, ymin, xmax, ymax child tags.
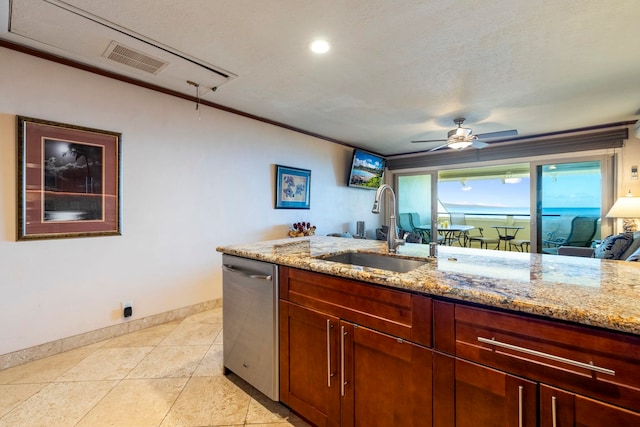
<box><xmin>606</xmin><ymin>193</ymin><xmax>640</xmax><ymax>232</ymax></box>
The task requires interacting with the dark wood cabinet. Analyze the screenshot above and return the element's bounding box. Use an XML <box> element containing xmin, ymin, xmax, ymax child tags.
<box><xmin>341</xmin><ymin>322</ymin><xmax>432</xmax><ymax>427</ymax></box>
<box><xmin>278</xmin><ymin>267</ymin><xmax>640</xmax><ymax>426</ymax></box>
<box><xmin>279</xmin><ymin>301</ymin><xmax>341</xmax><ymax>427</ymax></box>
<box><xmin>540</xmin><ymin>384</ymin><xmax>640</xmax><ymax>427</ymax></box>
<box><xmin>433</xmin><ymin>352</ymin><xmax>537</xmax><ymax>427</ymax></box>
<box><xmin>279</xmin><ymin>267</ymin><xmax>433</xmax><ymax>427</ymax></box>
<box><xmin>433</xmin><ymin>300</ymin><xmax>640</xmax><ymax>427</ymax></box>
<box><xmin>449</xmin><ymin>303</ymin><xmax>640</xmax><ymax>411</ymax></box>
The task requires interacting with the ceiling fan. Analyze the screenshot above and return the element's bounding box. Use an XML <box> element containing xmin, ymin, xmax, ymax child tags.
<box><xmin>412</xmin><ymin>118</ymin><xmax>517</xmax><ymax>152</ymax></box>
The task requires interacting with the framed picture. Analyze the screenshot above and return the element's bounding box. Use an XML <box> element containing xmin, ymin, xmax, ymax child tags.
<box><xmin>17</xmin><ymin>116</ymin><xmax>122</xmax><ymax>241</ymax></box>
<box><xmin>275</xmin><ymin>164</ymin><xmax>311</xmax><ymax>209</ymax></box>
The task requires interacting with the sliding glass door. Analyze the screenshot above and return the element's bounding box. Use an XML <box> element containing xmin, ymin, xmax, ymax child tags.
<box><xmin>396</xmin><ymin>173</ymin><xmax>436</xmax><ymax>242</ymax></box>
<box><xmin>535</xmin><ymin>159</ymin><xmax>608</xmax><ymax>253</ymax></box>
<box><xmin>438</xmin><ymin>164</ymin><xmax>531</xmax><ymax>249</ymax></box>
<box><xmin>392</xmin><ymin>153</ymin><xmax>615</xmax><ymax>252</ymax></box>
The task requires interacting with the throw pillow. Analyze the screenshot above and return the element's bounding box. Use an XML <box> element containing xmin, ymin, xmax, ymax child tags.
<box><xmin>594</xmin><ymin>232</ymin><xmax>634</xmax><ymax>260</ymax></box>
<box><xmin>625</xmin><ymin>246</ymin><xmax>640</xmax><ymax>262</ymax></box>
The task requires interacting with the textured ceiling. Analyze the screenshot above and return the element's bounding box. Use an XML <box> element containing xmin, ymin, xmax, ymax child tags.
<box><xmin>2</xmin><ymin>0</ymin><xmax>640</xmax><ymax>155</ymax></box>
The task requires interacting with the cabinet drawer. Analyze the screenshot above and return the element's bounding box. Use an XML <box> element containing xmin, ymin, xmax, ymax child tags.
<box><xmin>279</xmin><ymin>267</ymin><xmax>432</xmax><ymax>347</ymax></box>
<box><xmin>435</xmin><ymin>302</ymin><xmax>640</xmax><ymax>412</ymax></box>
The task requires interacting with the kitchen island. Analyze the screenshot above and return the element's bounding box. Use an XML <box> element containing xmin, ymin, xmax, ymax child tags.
<box><xmin>217</xmin><ymin>236</ymin><xmax>640</xmax><ymax>427</ymax></box>
<box><xmin>217</xmin><ymin>236</ymin><xmax>640</xmax><ymax>335</ymax></box>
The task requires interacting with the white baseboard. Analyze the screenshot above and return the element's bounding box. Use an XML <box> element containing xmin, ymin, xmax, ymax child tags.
<box><xmin>0</xmin><ymin>299</ymin><xmax>221</xmax><ymax>370</ymax></box>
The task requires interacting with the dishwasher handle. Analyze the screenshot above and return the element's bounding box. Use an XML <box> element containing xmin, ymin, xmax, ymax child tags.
<box><xmin>222</xmin><ymin>264</ymin><xmax>272</xmax><ymax>281</ymax></box>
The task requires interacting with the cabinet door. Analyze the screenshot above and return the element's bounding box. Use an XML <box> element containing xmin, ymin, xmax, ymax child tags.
<box><xmin>541</xmin><ymin>384</ymin><xmax>640</xmax><ymax>427</ymax></box>
<box><xmin>540</xmin><ymin>384</ymin><xmax>575</xmax><ymax>427</ymax></box>
<box><xmin>574</xmin><ymin>395</ymin><xmax>640</xmax><ymax>427</ymax></box>
<box><xmin>341</xmin><ymin>322</ymin><xmax>433</xmax><ymax>427</ymax></box>
<box><xmin>434</xmin><ymin>354</ymin><xmax>537</xmax><ymax>427</ymax></box>
<box><xmin>279</xmin><ymin>301</ymin><xmax>341</xmax><ymax>427</ymax></box>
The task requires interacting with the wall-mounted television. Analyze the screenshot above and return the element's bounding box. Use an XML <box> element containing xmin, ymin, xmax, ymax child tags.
<box><xmin>348</xmin><ymin>149</ymin><xmax>386</xmax><ymax>190</ymax></box>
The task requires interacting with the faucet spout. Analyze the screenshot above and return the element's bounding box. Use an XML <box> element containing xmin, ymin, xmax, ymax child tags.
<box><xmin>372</xmin><ymin>184</ymin><xmax>405</xmax><ymax>253</ymax></box>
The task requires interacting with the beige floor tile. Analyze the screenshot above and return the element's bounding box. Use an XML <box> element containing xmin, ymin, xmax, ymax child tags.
<box><xmin>0</xmin><ymin>381</ymin><xmax>116</xmax><ymax>427</ymax></box>
<box><xmin>0</xmin><ymin>383</ymin><xmax>46</xmax><ymax>417</ymax></box>
<box><xmin>245</xmin><ymin>390</ymin><xmax>304</xmax><ymax>425</ymax></box>
<box><xmin>246</xmin><ymin>423</ymin><xmax>311</xmax><ymax>427</ymax></box>
<box><xmin>0</xmin><ymin>347</ymin><xmax>96</xmax><ymax>385</ymax></box>
<box><xmin>193</xmin><ymin>343</ymin><xmax>224</xmax><ymax>377</ymax></box>
<box><xmin>55</xmin><ymin>347</ymin><xmax>153</xmax><ymax>381</ymax></box>
<box><xmin>103</xmin><ymin>324</ymin><xmax>178</xmax><ymax>348</ymax></box>
<box><xmin>214</xmin><ymin>329</ymin><xmax>224</xmax><ymax>344</ymax></box>
<box><xmin>75</xmin><ymin>378</ymin><xmax>187</xmax><ymax>427</ymax></box>
<box><xmin>160</xmin><ymin>322</ymin><xmax>222</xmax><ymax>346</ymax></box>
<box><xmin>127</xmin><ymin>345</ymin><xmax>209</xmax><ymax>379</ymax></box>
<box><xmin>0</xmin><ymin>308</ymin><xmax>300</xmax><ymax>427</ymax></box>
<box><xmin>182</xmin><ymin>307</ymin><xmax>223</xmax><ymax>324</ymax></box>
<box><xmin>160</xmin><ymin>375</ymin><xmax>252</xmax><ymax>427</ymax></box>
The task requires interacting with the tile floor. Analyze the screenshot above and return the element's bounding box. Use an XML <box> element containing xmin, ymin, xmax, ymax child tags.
<box><xmin>0</xmin><ymin>307</ymin><xmax>310</xmax><ymax>427</ymax></box>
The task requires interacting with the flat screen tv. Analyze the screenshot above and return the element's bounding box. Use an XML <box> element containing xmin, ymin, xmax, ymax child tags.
<box><xmin>348</xmin><ymin>149</ymin><xmax>386</xmax><ymax>190</ymax></box>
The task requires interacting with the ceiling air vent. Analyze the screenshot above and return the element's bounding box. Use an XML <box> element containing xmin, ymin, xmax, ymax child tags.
<box><xmin>102</xmin><ymin>41</ymin><xmax>168</xmax><ymax>74</ymax></box>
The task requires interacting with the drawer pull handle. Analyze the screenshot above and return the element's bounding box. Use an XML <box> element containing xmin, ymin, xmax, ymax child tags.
<box><xmin>518</xmin><ymin>385</ymin><xmax>523</xmax><ymax>427</ymax></box>
<box><xmin>341</xmin><ymin>326</ymin><xmax>346</xmax><ymax>397</ymax></box>
<box><xmin>222</xmin><ymin>265</ymin><xmax>272</xmax><ymax>281</ymax></box>
<box><xmin>552</xmin><ymin>396</ymin><xmax>557</xmax><ymax>427</ymax></box>
<box><xmin>477</xmin><ymin>337</ymin><xmax>615</xmax><ymax>376</ymax></box>
<box><xmin>326</xmin><ymin>320</ymin><xmax>332</xmax><ymax>388</ymax></box>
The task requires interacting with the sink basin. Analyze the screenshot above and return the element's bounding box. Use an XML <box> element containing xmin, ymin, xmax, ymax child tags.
<box><xmin>318</xmin><ymin>252</ymin><xmax>427</xmax><ymax>273</ymax></box>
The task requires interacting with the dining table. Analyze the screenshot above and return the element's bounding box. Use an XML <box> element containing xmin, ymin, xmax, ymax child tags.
<box><xmin>416</xmin><ymin>224</ymin><xmax>475</xmax><ymax>246</ymax></box>
<box><xmin>491</xmin><ymin>225</ymin><xmax>524</xmax><ymax>251</ymax></box>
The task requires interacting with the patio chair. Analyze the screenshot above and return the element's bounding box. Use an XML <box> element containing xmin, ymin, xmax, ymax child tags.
<box><xmin>398</xmin><ymin>213</ymin><xmax>415</xmax><ymax>235</ymax></box>
<box><xmin>542</xmin><ymin>216</ymin><xmax>599</xmax><ymax>255</ymax></box>
<box><xmin>467</xmin><ymin>227</ymin><xmax>500</xmax><ymax>249</ymax></box>
<box><xmin>410</xmin><ymin>212</ymin><xmax>447</xmax><ymax>244</ymax></box>
<box><xmin>509</xmin><ymin>239</ymin><xmax>531</xmax><ymax>252</ymax></box>
<box><xmin>396</xmin><ymin>213</ymin><xmax>423</xmax><ymax>243</ymax></box>
<box><xmin>448</xmin><ymin>213</ymin><xmax>495</xmax><ymax>248</ymax></box>
<box><xmin>447</xmin><ymin>213</ymin><xmax>473</xmax><ymax>246</ymax></box>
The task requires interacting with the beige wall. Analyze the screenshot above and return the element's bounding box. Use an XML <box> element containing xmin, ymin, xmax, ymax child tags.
<box><xmin>613</xmin><ymin>125</ymin><xmax>640</xmax><ymax>233</ymax></box>
<box><xmin>618</xmin><ymin>128</ymin><xmax>640</xmax><ymax>196</ymax></box>
<box><xmin>0</xmin><ymin>47</ymin><xmax>382</xmax><ymax>355</ymax></box>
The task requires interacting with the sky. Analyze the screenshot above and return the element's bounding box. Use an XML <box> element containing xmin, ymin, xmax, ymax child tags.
<box><xmin>352</xmin><ymin>150</ymin><xmax>384</xmax><ymax>171</ymax></box>
<box><xmin>439</xmin><ymin>179</ymin><xmax>530</xmax><ymax>208</ymax></box>
<box><xmin>439</xmin><ymin>173</ymin><xmax>601</xmax><ymax>210</ymax></box>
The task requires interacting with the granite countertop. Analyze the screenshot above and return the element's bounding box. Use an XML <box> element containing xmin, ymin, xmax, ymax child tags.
<box><xmin>216</xmin><ymin>236</ymin><xmax>640</xmax><ymax>336</ymax></box>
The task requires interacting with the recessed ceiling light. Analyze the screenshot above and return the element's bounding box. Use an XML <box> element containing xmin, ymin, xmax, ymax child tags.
<box><xmin>310</xmin><ymin>39</ymin><xmax>330</xmax><ymax>54</ymax></box>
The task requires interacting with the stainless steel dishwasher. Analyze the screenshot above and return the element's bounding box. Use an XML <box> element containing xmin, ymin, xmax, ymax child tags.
<box><xmin>222</xmin><ymin>254</ymin><xmax>279</xmax><ymax>400</ymax></box>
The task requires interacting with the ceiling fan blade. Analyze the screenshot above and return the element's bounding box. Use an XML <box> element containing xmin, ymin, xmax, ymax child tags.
<box><xmin>411</xmin><ymin>138</ymin><xmax>447</xmax><ymax>143</ymax></box>
<box><xmin>428</xmin><ymin>142</ymin><xmax>450</xmax><ymax>152</ymax></box>
<box><xmin>470</xmin><ymin>140</ymin><xmax>489</xmax><ymax>149</ymax></box>
<box><xmin>475</xmin><ymin>129</ymin><xmax>518</xmax><ymax>139</ymax></box>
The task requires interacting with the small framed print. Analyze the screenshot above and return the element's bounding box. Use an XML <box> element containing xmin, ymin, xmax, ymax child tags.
<box><xmin>275</xmin><ymin>164</ymin><xmax>311</xmax><ymax>209</ymax></box>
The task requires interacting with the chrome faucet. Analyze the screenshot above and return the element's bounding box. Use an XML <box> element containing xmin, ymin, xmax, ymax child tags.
<box><xmin>372</xmin><ymin>184</ymin><xmax>405</xmax><ymax>253</ymax></box>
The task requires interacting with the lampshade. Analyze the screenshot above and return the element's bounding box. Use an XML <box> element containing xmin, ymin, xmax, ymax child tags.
<box><xmin>606</xmin><ymin>196</ymin><xmax>640</xmax><ymax>218</ymax></box>
<box><xmin>606</xmin><ymin>196</ymin><xmax>640</xmax><ymax>232</ymax></box>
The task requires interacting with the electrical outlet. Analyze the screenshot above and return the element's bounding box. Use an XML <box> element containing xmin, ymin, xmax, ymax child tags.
<box><xmin>122</xmin><ymin>301</ymin><xmax>133</xmax><ymax>318</ymax></box>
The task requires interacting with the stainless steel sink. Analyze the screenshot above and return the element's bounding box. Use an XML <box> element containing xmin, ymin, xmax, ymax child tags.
<box><xmin>318</xmin><ymin>252</ymin><xmax>427</xmax><ymax>273</ymax></box>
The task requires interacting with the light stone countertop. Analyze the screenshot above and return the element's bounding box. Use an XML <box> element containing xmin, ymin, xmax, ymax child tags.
<box><xmin>216</xmin><ymin>236</ymin><xmax>640</xmax><ymax>336</ymax></box>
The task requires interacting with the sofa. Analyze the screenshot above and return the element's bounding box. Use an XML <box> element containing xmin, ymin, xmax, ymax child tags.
<box><xmin>557</xmin><ymin>231</ymin><xmax>640</xmax><ymax>261</ymax></box>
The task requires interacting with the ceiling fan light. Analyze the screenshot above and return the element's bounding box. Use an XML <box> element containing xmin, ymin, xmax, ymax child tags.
<box><xmin>448</xmin><ymin>140</ymin><xmax>473</xmax><ymax>150</ymax></box>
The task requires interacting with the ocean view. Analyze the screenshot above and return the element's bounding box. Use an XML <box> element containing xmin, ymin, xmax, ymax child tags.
<box><xmin>442</xmin><ymin>203</ymin><xmax>600</xmax><ymax>217</ymax></box>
